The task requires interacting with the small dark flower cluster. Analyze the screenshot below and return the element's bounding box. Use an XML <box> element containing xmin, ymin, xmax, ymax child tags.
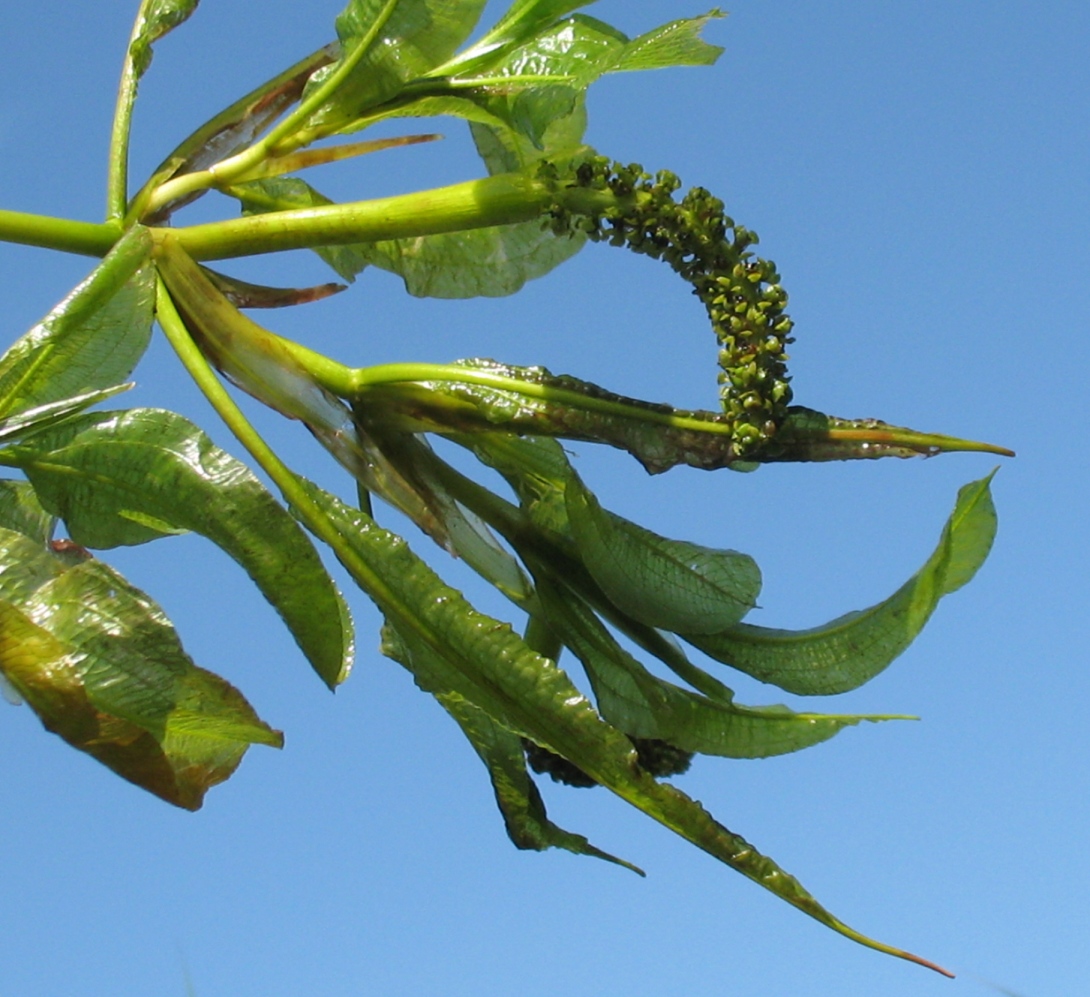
<box><xmin>547</xmin><ymin>156</ymin><xmax>794</xmax><ymax>455</ymax></box>
<box><xmin>523</xmin><ymin>736</ymin><xmax>694</xmax><ymax>788</ymax></box>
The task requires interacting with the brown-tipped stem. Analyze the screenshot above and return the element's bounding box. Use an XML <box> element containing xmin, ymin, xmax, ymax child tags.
<box><xmin>243</xmin><ymin>133</ymin><xmax>443</xmax><ymax>182</ymax></box>
<box><xmin>757</xmin><ymin>406</ymin><xmax>1014</xmax><ymax>462</ymax></box>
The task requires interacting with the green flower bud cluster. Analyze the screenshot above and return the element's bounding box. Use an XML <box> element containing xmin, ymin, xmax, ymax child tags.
<box><xmin>547</xmin><ymin>157</ymin><xmax>794</xmax><ymax>454</ymax></box>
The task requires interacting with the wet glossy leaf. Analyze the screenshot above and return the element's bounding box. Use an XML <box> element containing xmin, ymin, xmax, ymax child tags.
<box><xmin>0</xmin><ymin>384</ymin><xmax>132</xmax><ymax>445</ymax></box>
<box><xmin>129</xmin><ymin>0</ymin><xmax>201</xmax><ymax>78</ymax></box>
<box><xmin>298</xmin><ymin>479</ymin><xmax>935</xmax><ymax>969</ymax></box>
<box><xmin>613</xmin><ymin>11</ymin><xmax>725</xmax><ymax>72</ymax></box>
<box><xmin>447</xmin><ymin>0</ymin><xmax>594</xmax><ymax>71</ymax></box>
<box><xmin>0</xmin><ymin>480</ymin><xmax>54</xmax><ymax>545</ymax></box>
<box><xmin>686</xmin><ymin>474</ymin><xmax>998</xmax><ymax>695</ymax></box>
<box><xmin>8</xmin><ymin>408</ymin><xmax>353</xmax><ymax>689</ymax></box>
<box><xmin>0</xmin><ymin>528</ymin><xmax>281</xmax><ymax>809</ymax></box>
<box><xmin>0</xmin><ymin>227</ymin><xmax>154</xmax><ymax>420</ymax></box>
<box><xmin>382</xmin><ymin>623</ymin><xmax>640</xmax><ymax>872</ymax></box>
<box><xmin>304</xmin><ymin>0</ymin><xmax>489</xmax><ymax>135</ymax></box>
<box><xmin>535</xmin><ymin>574</ymin><xmax>901</xmax><ymax>758</ymax></box>
<box><xmin>565</xmin><ymin>474</ymin><xmax>760</xmax><ymax>634</ymax></box>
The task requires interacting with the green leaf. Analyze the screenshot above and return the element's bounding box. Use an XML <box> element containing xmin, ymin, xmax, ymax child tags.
<box><xmin>0</xmin><ymin>528</ymin><xmax>281</xmax><ymax>810</ymax></box>
<box><xmin>297</xmin><ymin>479</ymin><xmax>940</xmax><ymax>971</ymax></box>
<box><xmin>565</xmin><ymin>474</ymin><xmax>760</xmax><ymax>634</ymax></box>
<box><xmin>0</xmin><ymin>479</ymin><xmax>54</xmax><ymax>545</ymax></box>
<box><xmin>0</xmin><ymin>226</ymin><xmax>154</xmax><ymax>420</ymax></box>
<box><xmin>303</xmin><ymin>0</ymin><xmax>489</xmax><ymax>136</ymax></box>
<box><xmin>7</xmin><ymin>408</ymin><xmax>353</xmax><ymax>689</ymax></box>
<box><xmin>447</xmin><ymin>15</ymin><xmax>625</xmax><ymax>156</ymax></box>
<box><xmin>456</xmin><ymin>432</ymin><xmax>577</xmax><ymax>538</ymax></box>
<box><xmin>357</xmin><ymin>213</ymin><xmax>586</xmax><ymax>297</ymax></box>
<box><xmin>382</xmin><ymin>623</ymin><xmax>641</xmax><ymax>873</ymax></box>
<box><xmin>686</xmin><ymin>474</ymin><xmax>999</xmax><ymax>695</ymax></box>
<box><xmin>436</xmin><ymin>10</ymin><xmax>723</xmax><ymax>158</ymax></box>
<box><xmin>0</xmin><ymin>384</ymin><xmax>133</xmax><ymax>444</ymax></box>
<box><xmin>129</xmin><ymin>0</ymin><xmax>201</xmax><ymax>79</ymax></box>
<box><xmin>612</xmin><ymin>10</ymin><xmax>725</xmax><ymax>73</ymax></box>
<box><xmin>535</xmin><ymin>573</ymin><xmax>901</xmax><ymax>759</ymax></box>
<box><xmin>441</xmin><ymin>0</ymin><xmax>597</xmax><ymax>74</ymax></box>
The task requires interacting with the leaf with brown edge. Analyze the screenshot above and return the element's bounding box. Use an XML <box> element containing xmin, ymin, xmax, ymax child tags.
<box><xmin>0</xmin><ymin>528</ymin><xmax>281</xmax><ymax>810</ymax></box>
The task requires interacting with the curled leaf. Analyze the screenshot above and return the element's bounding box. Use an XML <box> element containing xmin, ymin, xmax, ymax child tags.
<box><xmin>564</xmin><ymin>473</ymin><xmax>760</xmax><ymax>634</ymax></box>
<box><xmin>0</xmin><ymin>227</ymin><xmax>154</xmax><ymax>420</ymax></box>
<box><xmin>534</xmin><ymin>572</ymin><xmax>905</xmax><ymax>759</ymax></box>
<box><xmin>129</xmin><ymin>0</ymin><xmax>200</xmax><ymax>79</ymax></box>
<box><xmin>686</xmin><ymin>474</ymin><xmax>999</xmax><ymax>695</ymax></box>
<box><xmin>0</xmin><ymin>528</ymin><xmax>281</xmax><ymax>809</ymax></box>
<box><xmin>382</xmin><ymin>622</ymin><xmax>641</xmax><ymax>873</ymax></box>
<box><xmin>8</xmin><ymin>408</ymin><xmax>354</xmax><ymax>689</ymax></box>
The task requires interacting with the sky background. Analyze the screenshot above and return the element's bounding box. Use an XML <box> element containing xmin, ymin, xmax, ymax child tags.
<box><xmin>1</xmin><ymin>2</ymin><xmax>1087</xmax><ymax>995</ymax></box>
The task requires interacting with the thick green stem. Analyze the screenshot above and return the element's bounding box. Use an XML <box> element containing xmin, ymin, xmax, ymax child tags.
<box><xmin>171</xmin><ymin>172</ymin><xmax>561</xmax><ymax>260</ymax></box>
<box><xmin>0</xmin><ymin>210</ymin><xmax>120</xmax><ymax>258</ymax></box>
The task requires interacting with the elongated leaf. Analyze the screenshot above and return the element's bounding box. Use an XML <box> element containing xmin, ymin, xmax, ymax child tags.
<box><xmin>0</xmin><ymin>480</ymin><xmax>54</xmax><ymax>545</ymax></box>
<box><xmin>0</xmin><ymin>529</ymin><xmax>281</xmax><ymax>809</ymax></box>
<box><xmin>456</xmin><ymin>432</ymin><xmax>577</xmax><ymax>538</ymax></box>
<box><xmin>383</xmin><ymin>434</ymin><xmax>534</xmax><ymax>600</ymax></box>
<box><xmin>0</xmin><ymin>384</ymin><xmax>132</xmax><ymax>444</ymax></box>
<box><xmin>0</xmin><ymin>227</ymin><xmax>154</xmax><ymax>420</ymax></box>
<box><xmin>612</xmin><ymin>11</ymin><xmax>725</xmax><ymax>72</ymax></box>
<box><xmin>382</xmin><ymin>623</ymin><xmax>640</xmax><ymax>872</ymax></box>
<box><xmin>304</xmin><ymin>0</ymin><xmax>489</xmax><ymax>136</ymax></box>
<box><xmin>535</xmin><ymin>573</ymin><xmax>901</xmax><ymax>758</ymax></box>
<box><xmin>565</xmin><ymin>475</ymin><xmax>760</xmax><ymax>634</ymax></box>
<box><xmin>297</xmin><ymin>479</ymin><xmax>943</xmax><ymax>971</ymax></box>
<box><xmin>8</xmin><ymin>408</ymin><xmax>353</xmax><ymax>688</ymax></box>
<box><xmin>129</xmin><ymin>0</ymin><xmax>200</xmax><ymax>78</ymax></box>
<box><xmin>687</xmin><ymin>474</ymin><xmax>999</xmax><ymax>695</ymax></box>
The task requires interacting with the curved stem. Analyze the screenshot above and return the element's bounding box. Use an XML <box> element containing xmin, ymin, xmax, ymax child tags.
<box><xmin>106</xmin><ymin>0</ymin><xmax>157</xmax><ymax>221</ymax></box>
<box><xmin>154</xmin><ymin>278</ymin><xmax>388</xmax><ymax>596</ymax></box>
<box><xmin>127</xmin><ymin>44</ymin><xmax>338</xmax><ymax>225</ymax></box>
<box><xmin>141</xmin><ymin>0</ymin><xmax>402</xmax><ymax>219</ymax></box>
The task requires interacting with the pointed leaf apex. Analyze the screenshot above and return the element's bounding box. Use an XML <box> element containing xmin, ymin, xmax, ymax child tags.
<box><xmin>760</xmin><ymin>407</ymin><xmax>1014</xmax><ymax>462</ymax></box>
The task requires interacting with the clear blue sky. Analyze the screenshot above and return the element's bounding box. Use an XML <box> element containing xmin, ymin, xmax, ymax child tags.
<box><xmin>1</xmin><ymin>2</ymin><xmax>1086</xmax><ymax>995</ymax></box>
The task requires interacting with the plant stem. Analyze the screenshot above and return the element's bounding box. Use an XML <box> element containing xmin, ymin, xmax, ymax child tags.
<box><xmin>140</xmin><ymin>0</ymin><xmax>402</xmax><ymax>218</ymax></box>
<box><xmin>348</xmin><ymin>362</ymin><xmax>738</xmax><ymax>438</ymax></box>
<box><xmin>172</xmin><ymin>171</ymin><xmax>560</xmax><ymax>260</ymax></box>
<box><xmin>0</xmin><ymin>210</ymin><xmax>121</xmax><ymax>258</ymax></box>
<box><xmin>154</xmin><ymin>278</ymin><xmax>390</xmax><ymax>602</ymax></box>
<box><xmin>106</xmin><ymin>0</ymin><xmax>156</xmax><ymax>222</ymax></box>
<box><xmin>127</xmin><ymin>44</ymin><xmax>338</xmax><ymax>225</ymax></box>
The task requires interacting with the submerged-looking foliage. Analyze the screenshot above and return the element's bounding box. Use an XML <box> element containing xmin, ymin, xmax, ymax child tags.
<box><xmin>0</xmin><ymin>0</ymin><xmax>1012</xmax><ymax>978</ymax></box>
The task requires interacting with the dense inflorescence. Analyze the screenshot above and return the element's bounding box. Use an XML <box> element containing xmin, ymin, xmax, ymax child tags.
<box><xmin>547</xmin><ymin>157</ymin><xmax>795</xmax><ymax>455</ymax></box>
